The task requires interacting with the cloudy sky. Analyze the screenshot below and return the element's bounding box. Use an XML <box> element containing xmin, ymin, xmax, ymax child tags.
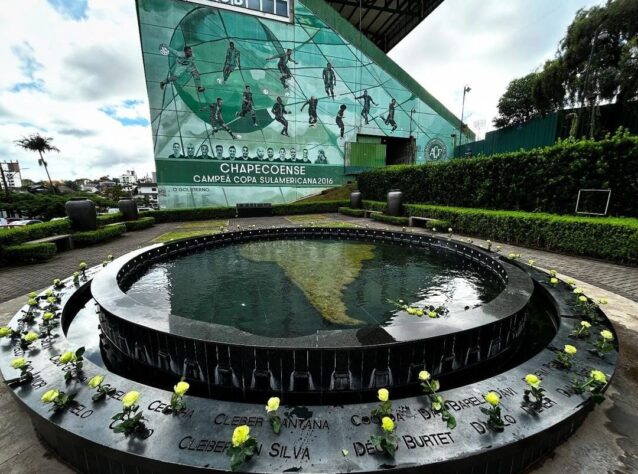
<box><xmin>0</xmin><ymin>0</ymin><xmax>602</xmax><ymax>183</ymax></box>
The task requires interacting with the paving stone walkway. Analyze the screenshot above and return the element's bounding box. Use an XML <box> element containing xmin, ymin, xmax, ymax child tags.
<box><xmin>1</xmin><ymin>214</ymin><xmax>637</xmax><ymax>473</ymax></box>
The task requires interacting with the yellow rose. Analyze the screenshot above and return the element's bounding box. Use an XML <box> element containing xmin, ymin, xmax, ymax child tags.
<box><xmin>381</xmin><ymin>416</ymin><xmax>395</xmax><ymax>432</ymax></box>
<box><xmin>528</xmin><ymin>259</ymin><xmax>535</xmax><ymax>265</ymax></box>
<box><xmin>484</xmin><ymin>391</ymin><xmax>500</xmax><ymax>407</ymax></box>
<box><xmin>43</xmin><ymin>312</ymin><xmax>55</xmax><ymax>321</ymax></box>
<box><xmin>174</xmin><ymin>381</ymin><xmax>190</xmax><ymax>396</ymax></box>
<box><xmin>524</xmin><ymin>374</ymin><xmax>540</xmax><ymax>388</ymax></box>
<box><xmin>266</xmin><ymin>396</ymin><xmax>280</xmax><ymax>413</ymax></box>
<box><xmin>23</xmin><ymin>332</ymin><xmax>39</xmax><ymax>343</ymax></box>
<box><xmin>581</xmin><ymin>321</ymin><xmax>591</xmax><ymax>328</ymax></box>
<box><xmin>550</xmin><ymin>278</ymin><xmax>558</xmax><ymax>285</ymax></box>
<box><xmin>41</xmin><ymin>389</ymin><xmax>60</xmax><ymax>404</ymax></box>
<box><xmin>428</xmin><ymin>311</ymin><xmax>438</xmax><ymax>318</ymax></box>
<box><xmin>0</xmin><ymin>326</ymin><xmax>12</xmax><ymax>337</ymax></box>
<box><xmin>28</xmin><ymin>291</ymin><xmax>38</xmax><ymax>298</ymax></box>
<box><xmin>406</xmin><ymin>307</ymin><xmax>418</xmax><ymax>315</ymax></box>
<box><xmin>415</xmin><ymin>309</ymin><xmax>424</xmax><ymax>316</ymax></box>
<box><xmin>573</xmin><ymin>288</ymin><xmax>584</xmax><ymax>295</ymax></box>
<box><xmin>578</xmin><ymin>295</ymin><xmax>588</xmax><ymax>303</ymax></box>
<box><xmin>79</xmin><ymin>262</ymin><xmax>87</xmax><ymax>269</ymax></box>
<box><xmin>232</xmin><ymin>425</ymin><xmax>250</xmax><ymax>447</ymax></box>
<box><xmin>600</xmin><ymin>330</ymin><xmax>614</xmax><ymax>342</ymax></box>
<box><xmin>73</xmin><ymin>271</ymin><xmax>80</xmax><ymax>278</ymax></box>
<box><xmin>590</xmin><ymin>370</ymin><xmax>607</xmax><ymax>384</ymax></box>
<box><xmin>53</xmin><ymin>278</ymin><xmax>61</xmax><ymax>286</ymax></box>
<box><xmin>566</xmin><ymin>278</ymin><xmax>576</xmax><ymax>286</ymax></box>
<box><xmin>549</xmin><ymin>270</ymin><xmax>557</xmax><ymax>277</ymax></box>
<box><xmin>47</xmin><ymin>296</ymin><xmax>57</xmax><ymax>304</ymax></box>
<box><xmin>122</xmin><ymin>391</ymin><xmax>140</xmax><ymax>408</ymax></box>
<box><xmin>58</xmin><ymin>351</ymin><xmax>76</xmax><ymax>364</ymax></box>
<box><xmin>27</xmin><ymin>298</ymin><xmax>38</xmax><ymax>306</ymax></box>
<box><xmin>418</xmin><ymin>370</ymin><xmax>431</xmax><ymax>382</ymax></box>
<box><xmin>564</xmin><ymin>345</ymin><xmax>577</xmax><ymax>355</ymax></box>
<box><xmin>378</xmin><ymin>388</ymin><xmax>389</xmax><ymax>402</ymax></box>
<box><xmin>88</xmin><ymin>375</ymin><xmax>104</xmax><ymax>389</ymax></box>
<box><xmin>598</xmin><ymin>298</ymin><xmax>608</xmax><ymax>305</ymax></box>
<box><xmin>11</xmin><ymin>357</ymin><xmax>27</xmax><ymax>369</ymax></box>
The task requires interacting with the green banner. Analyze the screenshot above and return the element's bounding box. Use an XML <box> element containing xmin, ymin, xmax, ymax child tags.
<box><xmin>157</xmin><ymin>160</ymin><xmax>344</xmax><ymax>187</ymax></box>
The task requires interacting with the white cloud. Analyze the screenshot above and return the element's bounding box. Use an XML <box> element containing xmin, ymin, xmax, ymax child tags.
<box><xmin>390</xmin><ymin>0</ymin><xmax>605</xmax><ymax>138</ymax></box>
<box><xmin>0</xmin><ymin>0</ymin><xmax>152</xmax><ymax>183</ymax></box>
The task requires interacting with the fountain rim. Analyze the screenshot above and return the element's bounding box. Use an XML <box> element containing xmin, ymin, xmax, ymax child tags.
<box><xmin>91</xmin><ymin>227</ymin><xmax>534</xmax><ymax>349</ymax></box>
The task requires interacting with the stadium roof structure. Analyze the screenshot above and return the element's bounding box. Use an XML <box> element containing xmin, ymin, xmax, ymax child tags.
<box><xmin>324</xmin><ymin>0</ymin><xmax>445</xmax><ymax>53</ymax></box>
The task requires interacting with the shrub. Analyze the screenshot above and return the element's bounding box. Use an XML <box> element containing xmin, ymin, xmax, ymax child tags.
<box><xmin>98</xmin><ymin>213</ymin><xmax>123</xmax><ymax>225</ymax></box>
<box><xmin>72</xmin><ymin>224</ymin><xmax>126</xmax><ymax>247</ymax></box>
<box><xmin>405</xmin><ymin>204</ymin><xmax>638</xmax><ymax>263</ymax></box>
<box><xmin>140</xmin><ymin>207</ymin><xmax>235</xmax><ymax>223</ymax></box>
<box><xmin>124</xmin><ymin>217</ymin><xmax>155</xmax><ymax>231</ymax></box>
<box><xmin>358</xmin><ymin>135</ymin><xmax>638</xmax><ymax>217</ymax></box>
<box><xmin>362</xmin><ymin>200</ymin><xmax>387</xmax><ymax>212</ymax></box>
<box><xmin>0</xmin><ymin>193</ymin><xmax>116</xmax><ymax>220</ymax></box>
<box><xmin>1</xmin><ymin>242</ymin><xmax>57</xmax><ymax>263</ymax></box>
<box><xmin>371</xmin><ymin>213</ymin><xmax>410</xmax><ymax>226</ymax></box>
<box><xmin>426</xmin><ymin>219</ymin><xmax>450</xmax><ymax>231</ymax></box>
<box><xmin>272</xmin><ymin>200</ymin><xmax>348</xmax><ymax>215</ymax></box>
<box><xmin>0</xmin><ymin>220</ymin><xmax>71</xmax><ymax>247</ymax></box>
<box><xmin>339</xmin><ymin>207</ymin><xmax>366</xmax><ymax>217</ymax></box>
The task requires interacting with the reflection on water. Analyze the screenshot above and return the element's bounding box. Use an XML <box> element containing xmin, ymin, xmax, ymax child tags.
<box><xmin>126</xmin><ymin>240</ymin><xmax>503</xmax><ymax>338</ymax></box>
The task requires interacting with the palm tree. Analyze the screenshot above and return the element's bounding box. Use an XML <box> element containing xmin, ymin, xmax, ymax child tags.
<box><xmin>15</xmin><ymin>133</ymin><xmax>60</xmax><ymax>193</ymax></box>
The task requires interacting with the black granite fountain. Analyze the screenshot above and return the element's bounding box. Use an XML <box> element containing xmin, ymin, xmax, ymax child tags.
<box><xmin>0</xmin><ymin>227</ymin><xmax>619</xmax><ymax>473</ymax></box>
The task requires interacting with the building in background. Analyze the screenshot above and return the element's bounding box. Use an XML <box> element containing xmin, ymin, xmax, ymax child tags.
<box><xmin>134</xmin><ymin>182</ymin><xmax>159</xmax><ymax>208</ymax></box>
<box><xmin>120</xmin><ymin>170</ymin><xmax>138</xmax><ymax>192</ymax></box>
<box><xmin>137</xmin><ymin>0</ymin><xmax>469</xmax><ymax>209</ymax></box>
<box><xmin>0</xmin><ymin>161</ymin><xmax>22</xmax><ymax>190</ymax></box>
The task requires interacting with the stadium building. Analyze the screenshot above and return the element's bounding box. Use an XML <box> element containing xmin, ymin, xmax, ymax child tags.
<box><xmin>137</xmin><ymin>0</ymin><xmax>470</xmax><ymax>208</ymax></box>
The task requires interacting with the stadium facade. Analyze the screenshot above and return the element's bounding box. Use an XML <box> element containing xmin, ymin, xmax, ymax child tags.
<box><xmin>137</xmin><ymin>0</ymin><xmax>468</xmax><ymax>208</ymax></box>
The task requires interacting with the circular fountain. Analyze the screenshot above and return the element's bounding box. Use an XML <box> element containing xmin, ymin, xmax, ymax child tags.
<box><xmin>0</xmin><ymin>227</ymin><xmax>619</xmax><ymax>473</ymax></box>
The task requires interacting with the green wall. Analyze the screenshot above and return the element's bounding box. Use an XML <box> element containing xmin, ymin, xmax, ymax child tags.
<box><xmin>137</xmin><ymin>0</ymin><xmax>462</xmax><ymax>208</ymax></box>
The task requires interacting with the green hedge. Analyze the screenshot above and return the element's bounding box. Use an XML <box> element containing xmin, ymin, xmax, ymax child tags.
<box><xmin>362</xmin><ymin>200</ymin><xmax>387</xmax><ymax>212</ymax></box>
<box><xmin>0</xmin><ymin>193</ymin><xmax>116</xmax><ymax>221</ymax></box>
<box><xmin>405</xmin><ymin>204</ymin><xmax>638</xmax><ymax>263</ymax></box>
<box><xmin>0</xmin><ymin>219</ymin><xmax>71</xmax><ymax>247</ymax></box>
<box><xmin>371</xmin><ymin>213</ymin><xmax>410</xmax><ymax>226</ymax></box>
<box><xmin>139</xmin><ymin>207</ymin><xmax>235</xmax><ymax>223</ymax></box>
<box><xmin>426</xmin><ymin>219</ymin><xmax>451</xmax><ymax>231</ymax></box>
<box><xmin>124</xmin><ymin>217</ymin><xmax>155</xmax><ymax>232</ymax></box>
<box><xmin>1</xmin><ymin>242</ymin><xmax>57</xmax><ymax>263</ymax></box>
<box><xmin>339</xmin><ymin>207</ymin><xmax>366</xmax><ymax>217</ymax></box>
<box><xmin>97</xmin><ymin>213</ymin><xmax>123</xmax><ymax>225</ymax></box>
<box><xmin>358</xmin><ymin>135</ymin><xmax>638</xmax><ymax>217</ymax></box>
<box><xmin>139</xmin><ymin>201</ymin><xmax>348</xmax><ymax>222</ymax></box>
<box><xmin>72</xmin><ymin>224</ymin><xmax>126</xmax><ymax>247</ymax></box>
<box><xmin>271</xmin><ymin>200</ymin><xmax>348</xmax><ymax>215</ymax></box>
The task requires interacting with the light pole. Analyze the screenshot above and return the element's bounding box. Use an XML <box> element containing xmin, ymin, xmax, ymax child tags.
<box><xmin>459</xmin><ymin>85</ymin><xmax>471</xmax><ymax>145</ymax></box>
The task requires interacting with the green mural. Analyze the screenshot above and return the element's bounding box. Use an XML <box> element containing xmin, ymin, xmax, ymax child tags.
<box><xmin>137</xmin><ymin>0</ymin><xmax>459</xmax><ymax>208</ymax></box>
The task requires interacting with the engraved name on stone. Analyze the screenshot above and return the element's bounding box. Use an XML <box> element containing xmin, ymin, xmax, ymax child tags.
<box><xmin>470</xmin><ymin>414</ymin><xmax>517</xmax><ymax>434</ymax></box>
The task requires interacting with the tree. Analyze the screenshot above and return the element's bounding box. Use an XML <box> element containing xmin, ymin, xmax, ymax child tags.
<box><xmin>15</xmin><ymin>134</ymin><xmax>60</xmax><ymax>193</ymax></box>
<box><xmin>532</xmin><ymin>59</ymin><xmax>567</xmax><ymax>116</ymax></box>
<box><xmin>493</xmin><ymin>73</ymin><xmax>540</xmax><ymax>129</ymax></box>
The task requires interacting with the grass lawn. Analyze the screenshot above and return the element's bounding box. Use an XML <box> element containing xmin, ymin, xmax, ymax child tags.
<box><xmin>177</xmin><ymin>220</ymin><xmax>229</xmax><ymax>229</ymax></box>
<box><xmin>296</xmin><ymin>183</ymin><xmax>357</xmax><ymax>202</ymax></box>
<box><xmin>285</xmin><ymin>214</ymin><xmax>330</xmax><ymax>223</ymax></box>
<box><xmin>152</xmin><ymin>229</ymin><xmax>220</xmax><ymax>243</ymax></box>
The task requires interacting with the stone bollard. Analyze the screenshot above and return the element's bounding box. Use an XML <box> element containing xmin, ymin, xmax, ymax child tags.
<box><xmin>65</xmin><ymin>198</ymin><xmax>97</xmax><ymax>231</ymax></box>
<box><xmin>386</xmin><ymin>190</ymin><xmax>403</xmax><ymax>216</ymax></box>
<box><xmin>350</xmin><ymin>191</ymin><xmax>362</xmax><ymax>209</ymax></box>
<box><xmin>118</xmin><ymin>199</ymin><xmax>139</xmax><ymax>221</ymax></box>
